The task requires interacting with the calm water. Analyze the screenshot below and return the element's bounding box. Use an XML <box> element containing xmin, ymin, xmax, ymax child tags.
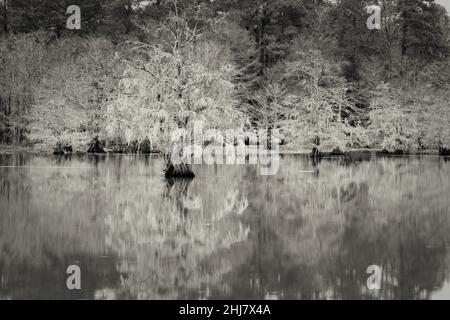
<box><xmin>0</xmin><ymin>154</ymin><xmax>450</xmax><ymax>300</ymax></box>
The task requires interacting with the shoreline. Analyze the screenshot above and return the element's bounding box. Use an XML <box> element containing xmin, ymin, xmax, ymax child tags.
<box><xmin>0</xmin><ymin>144</ymin><xmax>445</xmax><ymax>157</ymax></box>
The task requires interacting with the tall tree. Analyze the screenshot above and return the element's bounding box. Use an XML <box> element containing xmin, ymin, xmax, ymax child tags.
<box><xmin>0</xmin><ymin>0</ymin><xmax>8</xmax><ymax>33</ymax></box>
<box><xmin>399</xmin><ymin>0</ymin><xmax>449</xmax><ymax>73</ymax></box>
<box><xmin>209</xmin><ymin>0</ymin><xmax>316</xmax><ymax>75</ymax></box>
<box><xmin>8</xmin><ymin>0</ymin><xmax>103</xmax><ymax>34</ymax></box>
<box><xmin>333</xmin><ymin>0</ymin><xmax>373</xmax><ymax>81</ymax></box>
<box><xmin>116</xmin><ymin>0</ymin><xmax>243</xmax><ymax>176</ymax></box>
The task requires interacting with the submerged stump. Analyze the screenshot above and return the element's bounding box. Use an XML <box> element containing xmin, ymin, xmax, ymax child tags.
<box><xmin>163</xmin><ymin>143</ymin><xmax>195</xmax><ymax>178</ymax></box>
<box><xmin>440</xmin><ymin>146</ymin><xmax>450</xmax><ymax>156</ymax></box>
<box><xmin>140</xmin><ymin>137</ymin><xmax>152</xmax><ymax>154</ymax></box>
<box><xmin>53</xmin><ymin>141</ymin><xmax>73</xmax><ymax>155</ymax></box>
<box><xmin>87</xmin><ymin>136</ymin><xmax>106</xmax><ymax>154</ymax></box>
<box><xmin>164</xmin><ymin>158</ymin><xmax>195</xmax><ymax>178</ymax></box>
<box><xmin>311</xmin><ymin>135</ymin><xmax>321</xmax><ymax>158</ymax></box>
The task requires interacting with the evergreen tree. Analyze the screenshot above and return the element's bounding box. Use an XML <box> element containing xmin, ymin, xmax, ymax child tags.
<box><xmin>332</xmin><ymin>0</ymin><xmax>373</xmax><ymax>81</ymax></box>
<box><xmin>399</xmin><ymin>0</ymin><xmax>449</xmax><ymax>67</ymax></box>
<box><xmin>0</xmin><ymin>0</ymin><xmax>9</xmax><ymax>33</ymax></box>
<box><xmin>7</xmin><ymin>0</ymin><xmax>103</xmax><ymax>34</ymax></box>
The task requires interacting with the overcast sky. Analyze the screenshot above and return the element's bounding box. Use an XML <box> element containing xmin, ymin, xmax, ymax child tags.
<box><xmin>436</xmin><ymin>0</ymin><xmax>450</xmax><ymax>14</ymax></box>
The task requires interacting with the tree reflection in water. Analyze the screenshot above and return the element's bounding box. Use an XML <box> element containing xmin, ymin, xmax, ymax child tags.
<box><xmin>218</xmin><ymin>157</ymin><xmax>450</xmax><ymax>299</ymax></box>
<box><xmin>0</xmin><ymin>154</ymin><xmax>450</xmax><ymax>299</ymax></box>
<box><xmin>104</xmin><ymin>164</ymin><xmax>250</xmax><ymax>299</ymax></box>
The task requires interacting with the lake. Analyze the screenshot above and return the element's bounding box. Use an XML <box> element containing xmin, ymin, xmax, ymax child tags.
<box><xmin>1</xmin><ymin>154</ymin><xmax>450</xmax><ymax>300</ymax></box>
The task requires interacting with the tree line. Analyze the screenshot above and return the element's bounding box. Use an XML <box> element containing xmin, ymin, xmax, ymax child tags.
<box><xmin>0</xmin><ymin>0</ymin><xmax>449</xmax><ymax>155</ymax></box>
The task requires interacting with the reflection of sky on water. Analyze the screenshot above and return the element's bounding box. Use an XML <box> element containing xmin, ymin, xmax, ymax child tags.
<box><xmin>432</xmin><ymin>280</ymin><xmax>450</xmax><ymax>300</ymax></box>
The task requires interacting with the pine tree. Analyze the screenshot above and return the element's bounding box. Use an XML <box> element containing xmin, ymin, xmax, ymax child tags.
<box><xmin>0</xmin><ymin>0</ymin><xmax>9</xmax><ymax>33</ymax></box>
<box><xmin>333</xmin><ymin>0</ymin><xmax>372</xmax><ymax>81</ymax></box>
<box><xmin>399</xmin><ymin>0</ymin><xmax>449</xmax><ymax>71</ymax></box>
<box><xmin>7</xmin><ymin>0</ymin><xmax>103</xmax><ymax>34</ymax></box>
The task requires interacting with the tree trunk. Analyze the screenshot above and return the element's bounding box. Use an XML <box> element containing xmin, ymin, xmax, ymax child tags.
<box><xmin>400</xmin><ymin>4</ymin><xmax>408</xmax><ymax>78</ymax></box>
<box><xmin>163</xmin><ymin>141</ymin><xmax>195</xmax><ymax>178</ymax></box>
<box><xmin>164</xmin><ymin>155</ymin><xmax>195</xmax><ymax>178</ymax></box>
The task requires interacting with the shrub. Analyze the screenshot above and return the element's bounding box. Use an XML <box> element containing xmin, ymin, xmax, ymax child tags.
<box><xmin>367</xmin><ymin>86</ymin><xmax>418</xmax><ymax>152</ymax></box>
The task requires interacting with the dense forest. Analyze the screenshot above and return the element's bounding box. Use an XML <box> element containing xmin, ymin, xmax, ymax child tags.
<box><xmin>0</xmin><ymin>0</ymin><xmax>449</xmax><ymax>155</ymax></box>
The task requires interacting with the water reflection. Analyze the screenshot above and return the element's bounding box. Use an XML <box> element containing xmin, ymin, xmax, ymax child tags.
<box><xmin>0</xmin><ymin>154</ymin><xmax>450</xmax><ymax>299</ymax></box>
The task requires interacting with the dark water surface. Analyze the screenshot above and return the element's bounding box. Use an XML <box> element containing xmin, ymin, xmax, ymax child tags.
<box><xmin>1</xmin><ymin>154</ymin><xmax>450</xmax><ymax>300</ymax></box>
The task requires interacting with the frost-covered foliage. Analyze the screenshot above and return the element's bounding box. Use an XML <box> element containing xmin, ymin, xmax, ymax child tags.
<box><xmin>0</xmin><ymin>33</ymin><xmax>48</xmax><ymax>144</ymax></box>
<box><xmin>107</xmin><ymin>10</ymin><xmax>245</xmax><ymax>153</ymax></box>
<box><xmin>27</xmin><ymin>37</ymin><xmax>119</xmax><ymax>152</ymax></box>
<box><xmin>1</xmin><ymin>0</ymin><xmax>449</xmax><ymax>154</ymax></box>
<box><xmin>262</xmin><ymin>37</ymin><xmax>367</xmax><ymax>152</ymax></box>
<box><xmin>367</xmin><ymin>85</ymin><xmax>419</xmax><ymax>152</ymax></box>
<box><xmin>365</xmin><ymin>82</ymin><xmax>450</xmax><ymax>153</ymax></box>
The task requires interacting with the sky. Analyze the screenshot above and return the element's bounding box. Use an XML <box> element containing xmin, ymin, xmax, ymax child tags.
<box><xmin>436</xmin><ymin>0</ymin><xmax>450</xmax><ymax>14</ymax></box>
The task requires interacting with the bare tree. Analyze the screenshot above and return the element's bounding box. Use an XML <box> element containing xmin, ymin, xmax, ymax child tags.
<box><xmin>121</xmin><ymin>0</ymin><xmax>208</xmax><ymax>177</ymax></box>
